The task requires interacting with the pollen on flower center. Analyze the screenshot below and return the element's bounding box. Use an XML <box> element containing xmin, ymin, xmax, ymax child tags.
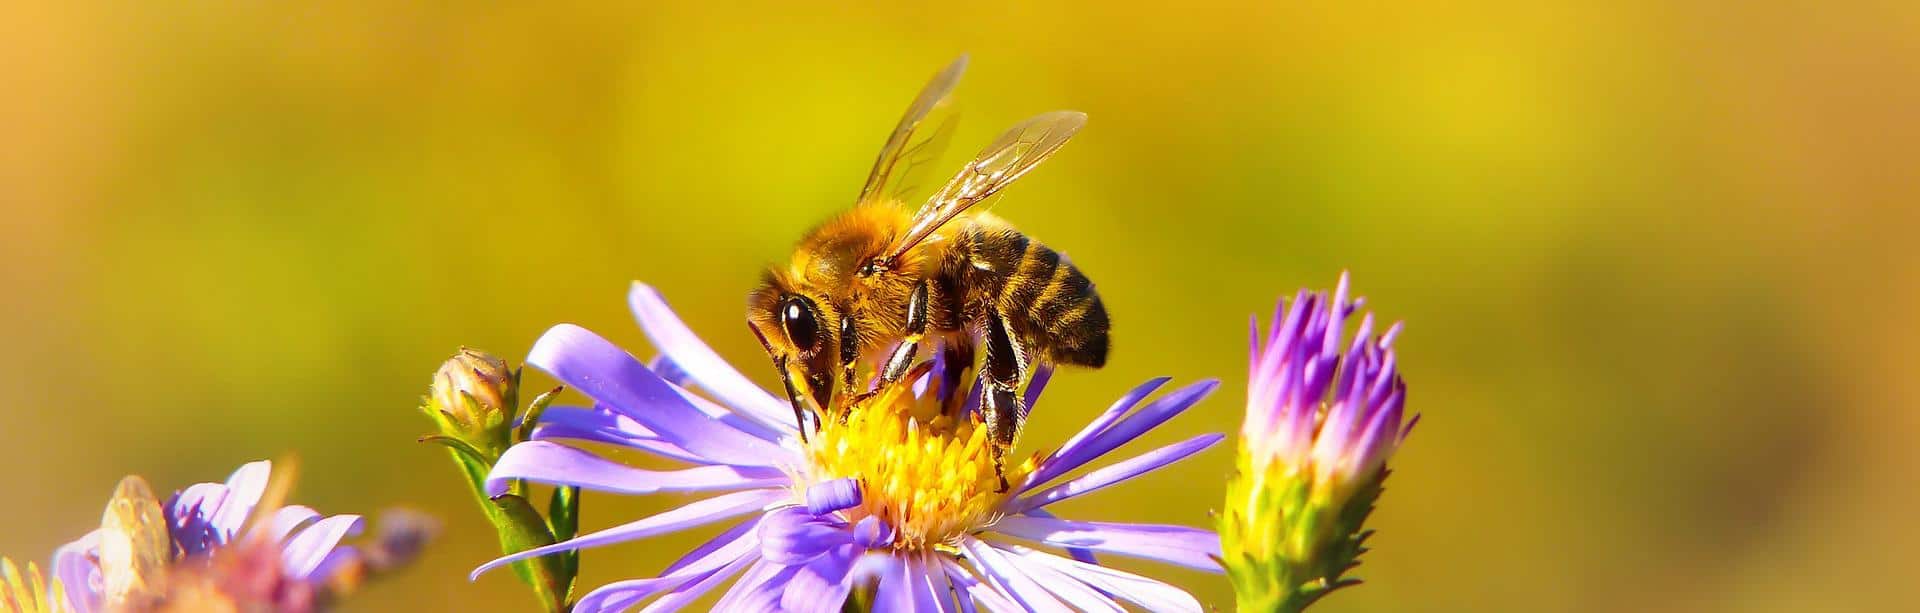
<box><xmin>797</xmin><ymin>385</ymin><xmax>1034</xmax><ymax>551</ymax></box>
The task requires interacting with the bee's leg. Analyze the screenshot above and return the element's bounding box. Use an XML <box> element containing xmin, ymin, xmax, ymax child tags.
<box><xmin>876</xmin><ymin>281</ymin><xmax>931</xmax><ymax>386</ymax></box>
<box><xmin>979</xmin><ymin>309</ymin><xmax>1027</xmax><ymax>492</ymax></box>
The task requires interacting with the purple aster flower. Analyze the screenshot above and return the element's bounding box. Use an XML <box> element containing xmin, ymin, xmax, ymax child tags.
<box><xmin>471</xmin><ymin>282</ymin><xmax>1225</xmax><ymax>612</ymax></box>
<box><xmin>1221</xmin><ymin>273</ymin><xmax>1414</xmax><ymax>612</ymax></box>
<box><xmin>45</xmin><ymin>460</ymin><xmax>364</xmax><ymax>613</ymax></box>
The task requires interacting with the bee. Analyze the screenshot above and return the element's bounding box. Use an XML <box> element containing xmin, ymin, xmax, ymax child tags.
<box><xmin>748</xmin><ymin>57</ymin><xmax>1109</xmax><ymax>485</ymax></box>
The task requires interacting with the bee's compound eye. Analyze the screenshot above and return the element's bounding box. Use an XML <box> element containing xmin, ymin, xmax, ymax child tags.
<box><xmin>780</xmin><ymin>296</ymin><xmax>820</xmax><ymax>351</ymax></box>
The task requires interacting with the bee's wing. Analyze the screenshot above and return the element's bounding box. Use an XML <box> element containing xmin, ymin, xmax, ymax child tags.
<box><xmin>887</xmin><ymin>110</ymin><xmax>1086</xmax><ymax>259</ymax></box>
<box><xmin>858</xmin><ymin>56</ymin><xmax>967</xmax><ymax>206</ymax></box>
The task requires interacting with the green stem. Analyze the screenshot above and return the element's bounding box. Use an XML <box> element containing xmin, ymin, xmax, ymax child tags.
<box><xmin>448</xmin><ymin>450</ymin><xmax>572</xmax><ymax>612</ymax></box>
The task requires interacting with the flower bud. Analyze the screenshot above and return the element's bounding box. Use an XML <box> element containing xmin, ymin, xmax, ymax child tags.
<box><xmin>1222</xmin><ymin>275</ymin><xmax>1415</xmax><ymax>612</ymax></box>
<box><xmin>425</xmin><ymin>348</ymin><xmax>518</xmax><ymax>455</ymax></box>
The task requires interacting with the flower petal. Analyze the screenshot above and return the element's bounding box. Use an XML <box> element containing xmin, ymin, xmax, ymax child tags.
<box><xmin>758</xmin><ymin>507</ymin><xmax>849</xmax><ymax>565</ymax></box>
<box><xmin>167</xmin><ymin>483</ymin><xmax>232</xmax><ymax>555</ymax></box>
<box><xmin>988</xmin><ymin>517</ymin><xmax>1222</xmax><ymax>572</ymax></box>
<box><xmin>1011</xmin><ymin>544</ymin><xmax>1203</xmax><ymax>613</ymax></box>
<box><xmin>281</xmin><ymin>515</ymin><xmax>365</xmax><ymax>581</ymax></box>
<box><xmin>470</xmin><ymin>488</ymin><xmax>785</xmax><ymax>580</ymax></box>
<box><xmin>957</xmin><ymin>538</ymin><xmax>1067</xmax><ymax>612</ymax></box>
<box><xmin>1031</xmin><ymin>380</ymin><xmax>1218</xmax><ymax>487</ymax></box>
<box><xmin>485</xmin><ymin>441</ymin><xmax>788</xmax><ymax>498</ymax></box>
<box><xmin>574</xmin><ymin>518</ymin><xmax>763</xmax><ymax>613</ymax></box>
<box><xmin>780</xmin><ymin>545</ymin><xmax>857</xmax><ymax>613</ymax></box>
<box><xmin>662</xmin><ymin>517</ymin><xmax>761</xmax><ymax>576</ymax></box>
<box><xmin>1018</xmin><ymin>508</ymin><xmax>1096</xmax><ymax>565</ymax></box>
<box><xmin>978</xmin><ymin>544</ymin><xmax>1123</xmax><ymax>613</ymax></box>
<box><xmin>804</xmin><ymin>478</ymin><xmax>862</xmax><ymax>516</ymax></box>
<box><xmin>629</xmin><ymin>283</ymin><xmax>795</xmax><ymax>433</ymax></box>
<box><xmin>1013</xmin><ymin>433</ymin><xmax>1224</xmax><ymax>513</ymax></box>
<box><xmin>1027</xmin><ymin>377</ymin><xmax>1169</xmax><ymax>489</ymax></box>
<box><xmin>870</xmin><ymin>554</ymin><xmax>913</xmax><ymax>613</ymax></box>
<box><xmin>263</xmin><ymin>505</ymin><xmax>321</xmax><ymax>545</ymax></box>
<box><xmin>938</xmin><ymin>558</ymin><xmax>1023</xmax><ymax>613</ymax></box>
<box><xmin>526</xmin><ymin>324</ymin><xmax>788</xmax><ymax>465</ymax></box>
<box><xmin>639</xmin><ymin>551</ymin><xmax>758</xmax><ymax>613</ymax></box>
<box><xmin>210</xmin><ymin>461</ymin><xmax>272</xmax><ymax>538</ymax></box>
<box><xmin>714</xmin><ymin>560</ymin><xmax>800</xmax><ymax>611</ymax></box>
<box><xmin>530</xmin><ymin>405</ymin><xmax>708</xmax><ymax>464</ymax></box>
<box><xmin>51</xmin><ymin>530</ymin><xmax>99</xmax><ymax>613</ymax></box>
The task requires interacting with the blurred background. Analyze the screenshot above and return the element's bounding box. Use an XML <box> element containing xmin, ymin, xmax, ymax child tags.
<box><xmin>3</xmin><ymin>1</ymin><xmax>1916</xmax><ymax>611</ymax></box>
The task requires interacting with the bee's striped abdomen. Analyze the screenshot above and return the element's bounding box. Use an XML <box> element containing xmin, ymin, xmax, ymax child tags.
<box><xmin>954</xmin><ymin>221</ymin><xmax>1110</xmax><ymax>369</ymax></box>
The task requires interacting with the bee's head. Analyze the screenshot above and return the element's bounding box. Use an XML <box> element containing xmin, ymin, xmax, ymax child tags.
<box><xmin>748</xmin><ymin>273</ymin><xmax>842</xmax><ymax>415</ymax></box>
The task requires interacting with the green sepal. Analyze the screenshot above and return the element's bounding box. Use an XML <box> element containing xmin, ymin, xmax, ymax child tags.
<box><xmin>517</xmin><ymin>386</ymin><xmax>563</xmax><ymax>444</ymax></box>
<box><xmin>419</xmin><ymin>434</ymin><xmax>492</xmax><ymax>468</ymax></box>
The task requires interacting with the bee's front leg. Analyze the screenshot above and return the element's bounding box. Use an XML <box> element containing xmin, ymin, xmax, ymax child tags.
<box><xmin>979</xmin><ymin>308</ymin><xmax>1027</xmax><ymax>492</ymax></box>
<box><xmin>848</xmin><ymin>281</ymin><xmax>929</xmax><ymax>409</ymax></box>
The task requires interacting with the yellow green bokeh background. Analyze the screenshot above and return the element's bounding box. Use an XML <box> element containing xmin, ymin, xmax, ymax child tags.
<box><xmin>4</xmin><ymin>2</ymin><xmax>1916</xmax><ymax>611</ymax></box>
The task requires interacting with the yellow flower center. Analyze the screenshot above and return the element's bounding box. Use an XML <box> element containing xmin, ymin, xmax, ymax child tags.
<box><xmin>798</xmin><ymin>382</ymin><xmax>1035</xmax><ymax>551</ymax></box>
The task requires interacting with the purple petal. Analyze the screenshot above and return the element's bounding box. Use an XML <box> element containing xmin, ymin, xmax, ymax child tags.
<box><xmin>663</xmin><ymin>517</ymin><xmax>761</xmax><ymax>576</ymax></box>
<box><xmin>1020</xmin><ymin>508</ymin><xmax>1097</xmax><ymax>564</ymax></box>
<box><xmin>530</xmin><ymin>405</ymin><xmax>707</xmax><ymax>464</ymax></box>
<box><xmin>470</xmin><ymin>488</ymin><xmax>785</xmax><ymax>580</ymax></box>
<box><xmin>870</xmin><ymin>554</ymin><xmax>913</xmax><ymax>613</ymax></box>
<box><xmin>575</xmin><ymin>518</ymin><xmax>763</xmax><ymax>613</ymax></box>
<box><xmin>852</xmin><ymin>516</ymin><xmax>893</xmax><ymax>550</ymax></box>
<box><xmin>977</xmin><ymin>544</ymin><xmax>1123</xmax><ymax>612</ymax></box>
<box><xmin>938</xmin><ymin>558</ymin><xmax>1019</xmax><ymax>613</ymax></box>
<box><xmin>1033</xmin><ymin>380</ymin><xmax>1218</xmax><ymax>488</ymax></box>
<box><xmin>640</xmin><ymin>551</ymin><xmax>758</xmax><ymax>612</ymax></box>
<box><xmin>628</xmin><ymin>283</ymin><xmax>795</xmax><ymax>433</ymax></box>
<box><xmin>1014</xmin><ymin>433</ymin><xmax>1224</xmax><ymax>513</ymax></box>
<box><xmin>1029</xmin><ymin>377</ymin><xmax>1171</xmax><ymax>489</ymax></box>
<box><xmin>780</xmin><ymin>545</ymin><xmax>858</xmax><ymax>613</ymax></box>
<box><xmin>167</xmin><ymin>482</ymin><xmax>232</xmax><ymax>555</ymax></box>
<box><xmin>1021</xmin><ymin>363</ymin><xmax>1054</xmax><ymax>417</ymax></box>
<box><xmin>906</xmin><ymin>557</ymin><xmax>949</xmax><ymax>613</ymax></box>
<box><xmin>758</xmin><ymin>507</ymin><xmax>850</xmax><ymax>565</ymax></box>
<box><xmin>485</xmin><ymin>440</ymin><xmax>788</xmax><ymax>497</ymax></box>
<box><xmin>571</xmin><ymin>578</ymin><xmax>662</xmax><ymax>613</ymax></box>
<box><xmin>714</xmin><ymin>560</ymin><xmax>800</xmax><ymax>611</ymax></box>
<box><xmin>263</xmin><ymin>505</ymin><xmax>321</xmax><ymax>545</ymax></box>
<box><xmin>526</xmin><ymin>324</ymin><xmax>789</xmax><ymax>465</ymax></box>
<box><xmin>209</xmin><ymin>461</ymin><xmax>272</xmax><ymax>538</ymax></box>
<box><xmin>957</xmin><ymin>538</ymin><xmax>1067</xmax><ymax>612</ymax></box>
<box><xmin>51</xmin><ymin>530</ymin><xmax>99</xmax><ymax>613</ymax></box>
<box><xmin>281</xmin><ymin>515</ymin><xmax>365</xmax><ymax>581</ymax></box>
<box><xmin>805</xmin><ymin>478</ymin><xmax>862</xmax><ymax>516</ymax></box>
<box><xmin>1011</xmin><ymin>544</ymin><xmax>1202</xmax><ymax>613</ymax></box>
<box><xmin>988</xmin><ymin>517</ymin><xmax>1222</xmax><ymax>572</ymax></box>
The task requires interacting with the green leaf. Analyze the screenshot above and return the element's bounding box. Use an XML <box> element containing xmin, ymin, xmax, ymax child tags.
<box><xmin>548</xmin><ymin>485</ymin><xmax>581</xmax><ymax>593</ymax></box>
<box><xmin>491</xmin><ymin>493</ymin><xmax>571</xmax><ymax>612</ymax></box>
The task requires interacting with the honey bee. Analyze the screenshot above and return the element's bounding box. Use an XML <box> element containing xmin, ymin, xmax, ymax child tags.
<box><xmin>748</xmin><ymin>57</ymin><xmax>1109</xmax><ymax>485</ymax></box>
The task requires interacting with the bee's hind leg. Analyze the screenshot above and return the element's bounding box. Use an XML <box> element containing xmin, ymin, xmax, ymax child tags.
<box><xmin>979</xmin><ymin>308</ymin><xmax>1027</xmax><ymax>493</ymax></box>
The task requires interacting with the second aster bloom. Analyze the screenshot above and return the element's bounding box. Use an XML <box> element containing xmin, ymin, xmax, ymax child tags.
<box><xmin>1220</xmin><ymin>274</ymin><xmax>1414</xmax><ymax>612</ymax></box>
<box><xmin>48</xmin><ymin>460</ymin><xmax>365</xmax><ymax>613</ymax></box>
<box><xmin>471</xmin><ymin>282</ymin><xmax>1224</xmax><ymax>612</ymax></box>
